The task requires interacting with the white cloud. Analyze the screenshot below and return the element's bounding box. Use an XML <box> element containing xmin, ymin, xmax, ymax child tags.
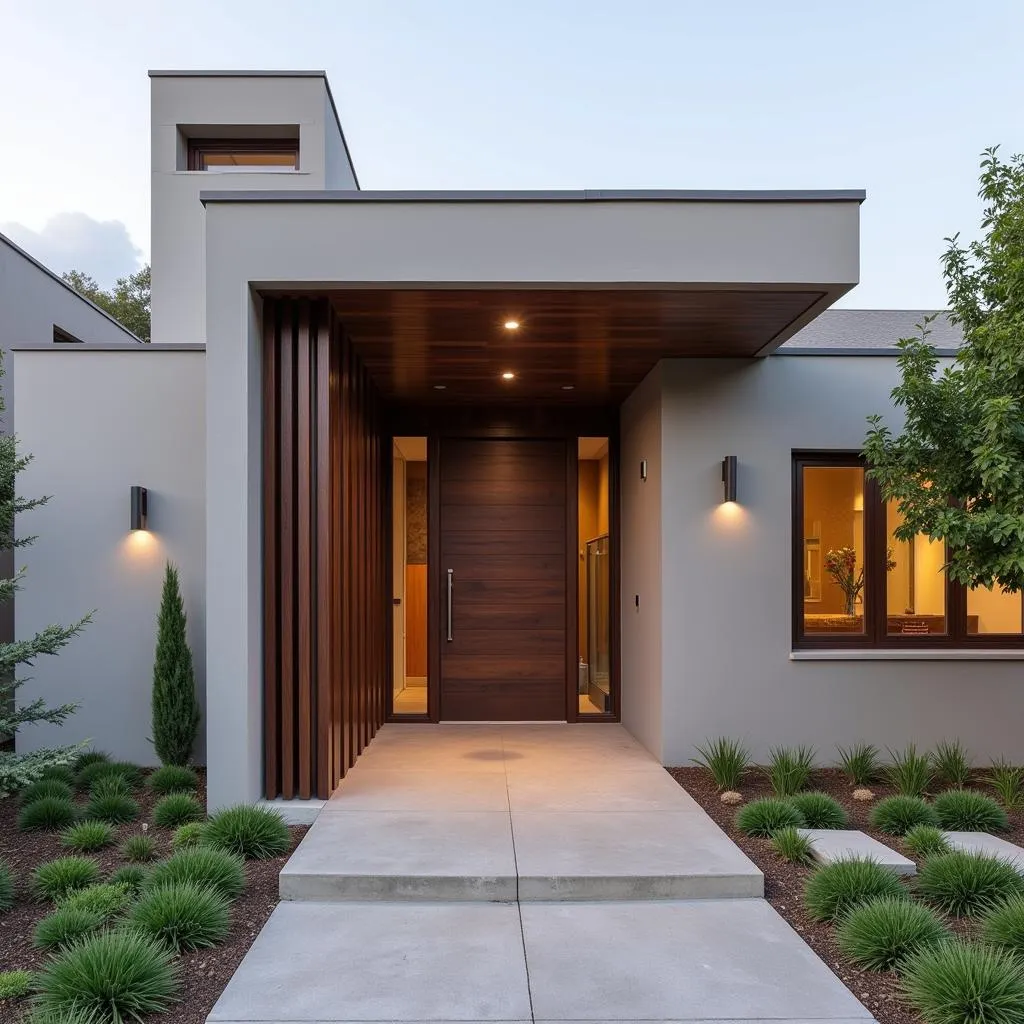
<box><xmin>1</xmin><ymin>212</ymin><xmax>143</xmax><ymax>290</ymax></box>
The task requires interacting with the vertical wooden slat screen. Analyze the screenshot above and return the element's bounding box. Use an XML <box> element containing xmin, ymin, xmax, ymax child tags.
<box><xmin>263</xmin><ymin>296</ymin><xmax>390</xmax><ymax>800</ymax></box>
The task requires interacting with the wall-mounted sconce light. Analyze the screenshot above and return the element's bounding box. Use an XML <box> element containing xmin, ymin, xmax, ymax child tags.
<box><xmin>721</xmin><ymin>456</ymin><xmax>738</xmax><ymax>503</ymax></box>
<box><xmin>130</xmin><ymin>486</ymin><xmax>148</xmax><ymax>531</ymax></box>
<box><xmin>640</xmin><ymin>460</ymin><xmax>648</xmax><ymax>482</ymax></box>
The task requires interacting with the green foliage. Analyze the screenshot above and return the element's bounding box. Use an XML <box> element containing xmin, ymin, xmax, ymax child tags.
<box><xmin>885</xmin><ymin>744</ymin><xmax>934</xmax><ymax>796</ymax></box>
<box><xmin>76</xmin><ymin>760</ymin><xmax>141</xmax><ymax>794</ymax></box>
<box><xmin>917</xmin><ymin>851</ymin><xmax>1024</xmax><ymax>916</ymax></box>
<box><xmin>0</xmin><ymin>860</ymin><xmax>13</xmax><ymax>910</ymax></box>
<box><xmin>151</xmin><ymin>563</ymin><xmax>200</xmax><ymax>766</ymax></box>
<box><xmin>986</xmin><ymin>759</ymin><xmax>1024</xmax><ymax>811</ymax></box>
<box><xmin>788</xmin><ymin>791</ymin><xmax>848</xmax><ymax>829</ymax></box>
<box><xmin>933</xmin><ymin>788</ymin><xmax>1009</xmax><ymax>833</ymax></box>
<box><xmin>129</xmin><ymin>881</ymin><xmax>230</xmax><ymax>952</ymax></box>
<box><xmin>771</xmin><ymin>827</ymin><xmax>815</xmax><ymax>865</ymax></box>
<box><xmin>28</xmin><ymin>1004</ymin><xmax>108</xmax><ymax>1024</ymax></box>
<box><xmin>20</xmin><ymin>778</ymin><xmax>74</xmax><ymax>804</ymax></box>
<box><xmin>869</xmin><ymin>795</ymin><xmax>939</xmax><ymax>836</ymax></box>
<box><xmin>84</xmin><ymin>792</ymin><xmax>139</xmax><ymax>825</ymax></box>
<box><xmin>865</xmin><ymin>148</ymin><xmax>1024</xmax><ymax>595</ymax></box>
<box><xmin>120</xmin><ymin>834</ymin><xmax>157</xmax><ymax>864</ymax></box>
<box><xmin>18</xmin><ymin>796</ymin><xmax>78</xmax><ymax>832</ymax></box>
<box><xmin>904</xmin><ymin>825</ymin><xmax>952</xmax><ymax>860</ymax></box>
<box><xmin>981</xmin><ymin>893</ymin><xmax>1024</xmax><ymax>956</ymax></box>
<box><xmin>763</xmin><ymin>745</ymin><xmax>816</xmax><ymax>796</ymax></box>
<box><xmin>835</xmin><ymin>896</ymin><xmax>948</xmax><ymax>971</ymax></box>
<box><xmin>690</xmin><ymin>737</ymin><xmax>748</xmax><ymax>791</ymax></box>
<box><xmin>836</xmin><ymin>742</ymin><xmax>880</xmax><ymax>786</ymax></box>
<box><xmin>901</xmin><ymin>940</ymin><xmax>1024</xmax><ymax>1024</ymax></box>
<box><xmin>932</xmin><ymin>740</ymin><xmax>972</xmax><ymax>787</ymax></box>
<box><xmin>75</xmin><ymin>761</ymin><xmax>115</xmax><ymax>792</ymax></box>
<box><xmin>735</xmin><ymin>798</ymin><xmax>805</xmax><ymax>837</ymax></box>
<box><xmin>88</xmin><ymin>774</ymin><xmax>131</xmax><ymax>801</ymax></box>
<box><xmin>32</xmin><ymin>858</ymin><xmax>100</xmax><ymax>902</ymax></box>
<box><xmin>97</xmin><ymin>762</ymin><xmax>143</xmax><ymax>790</ymax></box>
<box><xmin>58</xmin><ymin>883</ymin><xmax>130</xmax><ymax>920</ymax></box>
<box><xmin>40</xmin><ymin>764</ymin><xmax>76</xmax><ymax>787</ymax></box>
<box><xmin>33</xmin><ymin>906</ymin><xmax>104</xmax><ymax>949</ymax></box>
<box><xmin>146</xmin><ymin>764</ymin><xmax>198</xmax><ymax>796</ymax></box>
<box><xmin>32</xmin><ymin>927</ymin><xmax>179</xmax><ymax>1023</ymax></box>
<box><xmin>803</xmin><ymin>857</ymin><xmax>908</xmax><ymax>922</ymax></box>
<box><xmin>108</xmin><ymin>866</ymin><xmax>149</xmax><ymax>896</ymax></box>
<box><xmin>203</xmin><ymin>805</ymin><xmax>291</xmax><ymax>859</ymax></box>
<box><xmin>0</xmin><ymin>969</ymin><xmax>33</xmax><ymax>999</ymax></box>
<box><xmin>73</xmin><ymin>751</ymin><xmax>110</xmax><ymax>772</ymax></box>
<box><xmin>63</xmin><ymin>265</ymin><xmax>151</xmax><ymax>342</ymax></box>
<box><xmin>153</xmin><ymin>792</ymin><xmax>203</xmax><ymax>830</ymax></box>
<box><xmin>172</xmin><ymin>822</ymin><xmax>207</xmax><ymax>851</ymax></box>
<box><xmin>60</xmin><ymin>821</ymin><xmax>115</xmax><ymax>853</ymax></box>
<box><xmin>146</xmin><ymin>847</ymin><xmax>245</xmax><ymax>901</ymax></box>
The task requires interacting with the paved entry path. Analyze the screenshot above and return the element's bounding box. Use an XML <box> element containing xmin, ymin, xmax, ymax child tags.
<box><xmin>208</xmin><ymin>725</ymin><xmax>874</xmax><ymax>1024</ymax></box>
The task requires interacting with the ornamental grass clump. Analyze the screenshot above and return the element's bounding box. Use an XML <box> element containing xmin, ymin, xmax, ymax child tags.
<box><xmin>60</xmin><ymin>821</ymin><xmax>115</xmax><ymax>854</ymax></box>
<box><xmin>146</xmin><ymin>847</ymin><xmax>245</xmax><ymax>901</ymax></box>
<box><xmin>121</xmin><ymin>834</ymin><xmax>156</xmax><ymax>864</ymax></box>
<box><xmin>836</xmin><ymin>742</ymin><xmax>880</xmax><ymax>786</ymax></box>
<box><xmin>153</xmin><ymin>792</ymin><xmax>203</xmax><ymax>830</ymax></box>
<box><xmin>73</xmin><ymin>751</ymin><xmax>110</xmax><ymax>773</ymax></box>
<box><xmin>20</xmin><ymin>778</ymin><xmax>74</xmax><ymax>804</ymax></box>
<box><xmin>108</xmin><ymin>865</ymin><xmax>150</xmax><ymax>896</ymax></box>
<box><xmin>917</xmin><ymin>851</ymin><xmax>1024</xmax><ymax>917</ymax></box>
<box><xmin>88</xmin><ymin>774</ymin><xmax>131</xmax><ymax>800</ymax></box>
<box><xmin>57</xmin><ymin>883</ymin><xmax>131</xmax><ymax>920</ymax></box>
<box><xmin>986</xmin><ymin>759</ymin><xmax>1024</xmax><ymax>811</ymax></box>
<box><xmin>932</xmin><ymin>740</ymin><xmax>972</xmax><ymax>788</ymax></box>
<box><xmin>19</xmin><ymin>796</ymin><xmax>78</xmax><ymax>832</ymax></box>
<box><xmin>835</xmin><ymin>896</ymin><xmax>948</xmax><ymax>971</ymax></box>
<box><xmin>146</xmin><ymin>764</ymin><xmax>198</xmax><ymax>796</ymax></box>
<box><xmin>869</xmin><ymin>795</ymin><xmax>939</xmax><ymax>836</ymax></box>
<box><xmin>129</xmin><ymin>881</ymin><xmax>230</xmax><ymax>952</ymax></box>
<box><xmin>0</xmin><ymin>969</ymin><xmax>33</xmax><ymax>999</ymax></box>
<box><xmin>0</xmin><ymin>860</ymin><xmax>14</xmax><ymax>910</ymax></box>
<box><xmin>32</xmin><ymin>928</ymin><xmax>179</xmax><ymax>1023</ymax></box>
<box><xmin>771</xmin><ymin>827</ymin><xmax>815</xmax><ymax>865</ymax></box>
<box><xmin>903</xmin><ymin>825</ymin><xmax>951</xmax><ymax>860</ymax></box>
<box><xmin>788</xmin><ymin>791</ymin><xmax>848</xmax><ymax>829</ymax></box>
<box><xmin>171</xmin><ymin>822</ymin><xmax>207</xmax><ymax>851</ymax></box>
<box><xmin>803</xmin><ymin>857</ymin><xmax>908</xmax><ymax>922</ymax></box>
<box><xmin>933</xmin><ymin>788</ymin><xmax>1009</xmax><ymax>833</ymax></box>
<box><xmin>885</xmin><ymin>744</ymin><xmax>934</xmax><ymax>797</ymax></box>
<box><xmin>735</xmin><ymin>798</ymin><xmax>805</xmax><ymax>838</ymax></box>
<box><xmin>84</xmin><ymin>791</ymin><xmax>140</xmax><ymax>825</ymax></box>
<box><xmin>32</xmin><ymin>858</ymin><xmax>100</xmax><ymax>902</ymax></box>
<box><xmin>691</xmin><ymin>737</ymin><xmax>749</xmax><ymax>791</ymax></box>
<box><xmin>33</xmin><ymin>906</ymin><xmax>105</xmax><ymax>950</ymax></box>
<box><xmin>41</xmin><ymin>764</ymin><xmax>76</xmax><ymax>787</ymax></box>
<box><xmin>981</xmin><ymin>893</ymin><xmax>1024</xmax><ymax>957</ymax></box>
<box><xmin>203</xmin><ymin>805</ymin><xmax>290</xmax><ymax>859</ymax></box>
<box><xmin>764</xmin><ymin>745</ymin><xmax>816</xmax><ymax>797</ymax></box>
<box><xmin>76</xmin><ymin>760</ymin><xmax>142</xmax><ymax>793</ymax></box>
<box><xmin>901</xmin><ymin>940</ymin><xmax>1024</xmax><ymax>1024</ymax></box>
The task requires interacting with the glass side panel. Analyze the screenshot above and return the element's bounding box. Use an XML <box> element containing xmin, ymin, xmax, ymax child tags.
<box><xmin>578</xmin><ymin>437</ymin><xmax>611</xmax><ymax>713</ymax></box>
<box><xmin>968</xmin><ymin>586</ymin><xmax>1024</xmax><ymax>635</ymax></box>
<box><xmin>199</xmin><ymin>150</ymin><xmax>297</xmax><ymax>171</ymax></box>
<box><xmin>885</xmin><ymin>500</ymin><xmax>947</xmax><ymax>635</ymax></box>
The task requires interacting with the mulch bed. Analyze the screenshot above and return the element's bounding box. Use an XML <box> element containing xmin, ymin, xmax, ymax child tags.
<box><xmin>668</xmin><ymin>766</ymin><xmax>1024</xmax><ymax>1024</ymax></box>
<box><xmin>0</xmin><ymin>769</ymin><xmax>308</xmax><ymax>1023</ymax></box>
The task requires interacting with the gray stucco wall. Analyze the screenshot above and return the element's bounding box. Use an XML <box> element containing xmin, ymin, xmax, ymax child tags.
<box><xmin>12</xmin><ymin>347</ymin><xmax>206</xmax><ymax>766</ymax></box>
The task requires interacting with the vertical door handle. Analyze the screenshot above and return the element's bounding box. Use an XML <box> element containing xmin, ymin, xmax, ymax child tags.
<box><xmin>446</xmin><ymin>569</ymin><xmax>454</xmax><ymax>641</ymax></box>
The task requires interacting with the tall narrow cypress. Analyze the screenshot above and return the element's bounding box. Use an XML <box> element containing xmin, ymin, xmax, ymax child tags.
<box><xmin>151</xmin><ymin>563</ymin><xmax>199</xmax><ymax>765</ymax></box>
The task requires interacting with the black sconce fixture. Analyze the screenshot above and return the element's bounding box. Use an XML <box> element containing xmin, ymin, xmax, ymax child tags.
<box><xmin>130</xmin><ymin>486</ymin><xmax>148</xmax><ymax>531</ymax></box>
<box><xmin>721</xmin><ymin>456</ymin><xmax>737</xmax><ymax>503</ymax></box>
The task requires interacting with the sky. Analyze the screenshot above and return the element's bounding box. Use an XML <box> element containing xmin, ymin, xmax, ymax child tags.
<box><xmin>1</xmin><ymin>0</ymin><xmax>1021</xmax><ymax>302</ymax></box>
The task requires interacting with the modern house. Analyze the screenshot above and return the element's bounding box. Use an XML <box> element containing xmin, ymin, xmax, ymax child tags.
<box><xmin>12</xmin><ymin>70</ymin><xmax>1024</xmax><ymax>818</ymax></box>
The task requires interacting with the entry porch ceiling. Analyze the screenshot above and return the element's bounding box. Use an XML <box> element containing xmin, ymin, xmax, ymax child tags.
<box><xmin>324</xmin><ymin>287</ymin><xmax>827</xmax><ymax>405</ymax></box>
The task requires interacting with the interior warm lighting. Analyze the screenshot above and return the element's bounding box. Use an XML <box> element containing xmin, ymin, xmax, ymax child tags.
<box><xmin>433</xmin><ymin>384</ymin><xmax>447</xmax><ymax>390</ymax></box>
<box><xmin>501</xmin><ymin>371</ymin><xmax>516</xmax><ymax>381</ymax></box>
<box><xmin>562</xmin><ymin>385</ymin><xmax>575</xmax><ymax>391</ymax></box>
<box><xmin>503</xmin><ymin>320</ymin><xmax>520</xmax><ymax>331</ymax></box>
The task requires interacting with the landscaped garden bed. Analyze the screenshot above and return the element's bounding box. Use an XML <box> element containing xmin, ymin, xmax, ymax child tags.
<box><xmin>0</xmin><ymin>757</ymin><xmax>307</xmax><ymax>1023</ymax></box>
<box><xmin>670</xmin><ymin>742</ymin><xmax>1024</xmax><ymax>1024</ymax></box>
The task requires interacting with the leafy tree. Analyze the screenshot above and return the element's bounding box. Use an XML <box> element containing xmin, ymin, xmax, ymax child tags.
<box><xmin>0</xmin><ymin>359</ymin><xmax>91</xmax><ymax>795</ymax></box>
<box><xmin>63</xmin><ymin>265</ymin><xmax>151</xmax><ymax>342</ymax></box>
<box><xmin>864</xmin><ymin>147</ymin><xmax>1024</xmax><ymax>593</ymax></box>
<box><xmin>151</xmin><ymin>563</ymin><xmax>200</xmax><ymax>765</ymax></box>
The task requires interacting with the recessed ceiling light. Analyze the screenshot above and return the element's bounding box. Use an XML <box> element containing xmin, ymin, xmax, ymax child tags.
<box><xmin>433</xmin><ymin>384</ymin><xmax>447</xmax><ymax>390</ymax></box>
<box><xmin>561</xmin><ymin>385</ymin><xmax>575</xmax><ymax>391</ymax></box>
<box><xmin>501</xmin><ymin>371</ymin><xmax>516</xmax><ymax>381</ymax></box>
<box><xmin>503</xmin><ymin>320</ymin><xmax>520</xmax><ymax>331</ymax></box>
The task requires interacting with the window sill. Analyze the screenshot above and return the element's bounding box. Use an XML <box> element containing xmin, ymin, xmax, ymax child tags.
<box><xmin>791</xmin><ymin>649</ymin><xmax>1024</xmax><ymax>661</ymax></box>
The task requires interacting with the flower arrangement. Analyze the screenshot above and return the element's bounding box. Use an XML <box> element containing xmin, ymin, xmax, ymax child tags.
<box><xmin>825</xmin><ymin>546</ymin><xmax>897</xmax><ymax>615</ymax></box>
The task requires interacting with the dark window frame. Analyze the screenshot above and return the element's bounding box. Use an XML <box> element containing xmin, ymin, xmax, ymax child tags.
<box><xmin>186</xmin><ymin>138</ymin><xmax>299</xmax><ymax>172</ymax></box>
<box><xmin>793</xmin><ymin>451</ymin><xmax>1024</xmax><ymax>650</ymax></box>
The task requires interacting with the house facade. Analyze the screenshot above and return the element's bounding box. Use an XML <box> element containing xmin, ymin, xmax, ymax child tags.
<box><xmin>12</xmin><ymin>71</ymin><xmax>1024</xmax><ymax>817</ymax></box>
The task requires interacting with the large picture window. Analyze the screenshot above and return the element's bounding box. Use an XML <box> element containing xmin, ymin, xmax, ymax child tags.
<box><xmin>793</xmin><ymin>453</ymin><xmax>1024</xmax><ymax>649</ymax></box>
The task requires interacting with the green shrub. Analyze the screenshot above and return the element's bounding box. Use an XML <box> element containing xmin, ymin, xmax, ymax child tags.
<box><xmin>981</xmin><ymin>893</ymin><xmax>1024</xmax><ymax>956</ymax></box>
<box><xmin>986</xmin><ymin>759</ymin><xmax>1024</xmax><ymax>811</ymax></box>
<box><xmin>904</xmin><ymin>825</ymin><xmax>951</xmax><ymax>860</ymax></box>
<box><xmin>869</xmin><ymin>795</ymin><xmax>939</xmax><ymax>835</ymax></box>
<box><xmin>836</xmin><ymin>742</ymin><xmax>880</xmax><ymax>786</ymax></box>
<box><xmin>172</xmin><ymin>822</ymin><xmax>207</xmax><ymax>851</ymax></box>
<box><xmin>690</xmin><ymin>737</ymin><xmax>748</xmax><ymax>791</ymax></box>
<box><xmin>771</xmin><ymin>827</ymin><xmax>815</xmax><ymax>865</ymax></box>
<box><xmin>32</xmin><ymin>929</ymin><xmax>179</xmax><ymax>1022</ymax></box>
<box><xmin>902</xmin><ymin>940</ymin><xmax>1024</xmax><ymax>1024</ymax></box>
<box><xmin>129</xmin><ymin>881</ymin><xmax>230</xmax><ymax>952</ymax></box>
<box><xmin>836</xmin><ymin>895</ymin><xmax>948</xmax><ymax>971</ymax></box>
<box><xmin>88</xmin><ymin>774</ymin><xmax>130</xmax><ymax>800</ymax></box>
<box><xmin>803</xmin><ymin>857</ymin><xmax>908</xmax><ymax>922</ymax></box>
<box><xmin>146</xmin><ymin>847</ymin><xmax>245</xmax><ymax>901</ymax></box>
<box><xmin>147</xmin><ymin>764</ymin><xmax>199</xmax><ymax>796</ymax></box>
<box><xmin>0</xmin><ymin>860</ymin><xmax>13</xmax><ymax>910</ymax></box>
<box><xmin>19</xmin><ymin>796</ymin><xmax>78</xmax><ymax>832</ymax></box>
<box><xmin>74</xmin><ymin>761</ymin><xmax>119</xmax><ymax>792</ymax></box>
<box><xmin>58</xmin><ymin>883</ymin><xmax>131</xmax><ymax>920</ymax></box>
<box><xmin>934</xmin><ymin>788</ymin><xmax>1009</xmax><ymax>833</ymax></box>
<box><xmin>84</xmin><ymin>792</ymin><xmax>140</xmax><ymax>825</ymax></box>
<box><xmin>932</xmin><ymin>740</ymin><xmax>972</xmax><ymax>788</ymax></box>
<box><xmin>153</xmin><ymin>792</ymin><xmax>203</xmax><ymax>830</ymax></box>
<box><xmin>32</xmin><ymin>858</ymin><xmax>100</xmax><ymax>902</ymax></box>
<box><xmin>917</xmin><ymin>851</ymin><xmax>1024</xmax><ymax>917</ymax></box>
<box><xmin>20</xmin><ymin>778</ymin><xmax>74</xmax><ymax>804</ymax></box>
<box><xmin>99</xmin><ymin>761</ymin><xmax>143</xmax><ymax>790</ymax></box>
<box><xmin>75</xmin><ymin>760</ymin><xmax>141</xmax><ymax>793</ymax></box>
<box><xmin>108</xmin><ymin>865</ymin><xmax>150</xmax><ymax>896</ymax></box>
<box><xmin>60</xmin><ymin>821</ymin><xmax>115</xmax><ymax>854</ymax></box>
<box><xmin>0</xmin><ymin>969</ymin><xmax>33</xmax><ymax>999</ymax></box>
<box><xmin>885</xmin><ymin>744</ymin><xmax>934</xmax><ymax>796</ymax></box>
<box><xmin>203</xmin><ymin>805</ymin><xmax>290</xmax><ymax>859</ymax></box>
<box><xmin>121</xmin><ymin>834</ymin><xmax>156</xmax><ymax>863</ymax></box>
<box><xmin>33</xmin><ymin>906</ymin><xmax>105</xmax><ymax>949</ymax></box>
<box><xmin>788</xmin><ymin>791</ymin><xmax>848</xmax><ymax>829</ymax></box>
<box><xmin>73</xmin><ymin>751</ymin><xmax>110</xmax><ymax>773</ymax></box>
<box><xmin>735</xmin><ymin>798</ymin><xmax>805</xmax><ymax>838</ymax></box>
<box><xmin>763</xmin><ymin>745</ymin><xmax>816</xmax><ymax>796</ymax></box>
<box><xmin>40</xmin><ymin>764</ymin><xmax>77</xmax><ymax>787</ymax></box>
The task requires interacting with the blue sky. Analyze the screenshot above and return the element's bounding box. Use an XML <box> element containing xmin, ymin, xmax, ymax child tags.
<box><xmin>1</xmin><ymin>0</ymin><xmax>1021</xmax><ymax>302</ymax></box>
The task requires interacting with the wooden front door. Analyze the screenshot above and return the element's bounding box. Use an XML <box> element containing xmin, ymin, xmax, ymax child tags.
<box><xmin>439</xmin><ymin>439</ymin><xmax>569</xmax><ymax>721</ymax></box>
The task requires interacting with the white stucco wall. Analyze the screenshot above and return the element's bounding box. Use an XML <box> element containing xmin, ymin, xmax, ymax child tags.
<box><xmin>12</xmin><ymin>347</ymin><xmax>206</xmax><ymax>766</ymax></box>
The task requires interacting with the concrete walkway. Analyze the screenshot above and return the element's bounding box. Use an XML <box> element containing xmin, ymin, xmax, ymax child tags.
<box><xmin>208</xmin><ymin>724</ymin><xmax>873</xmax><ymax>1024</ymax></box>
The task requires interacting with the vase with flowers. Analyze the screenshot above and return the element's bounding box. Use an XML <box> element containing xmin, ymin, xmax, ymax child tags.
<box><xmin>824</xmin><ymin>547</ymin><xmax>863</xmax><ymax>615</ymax></box>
